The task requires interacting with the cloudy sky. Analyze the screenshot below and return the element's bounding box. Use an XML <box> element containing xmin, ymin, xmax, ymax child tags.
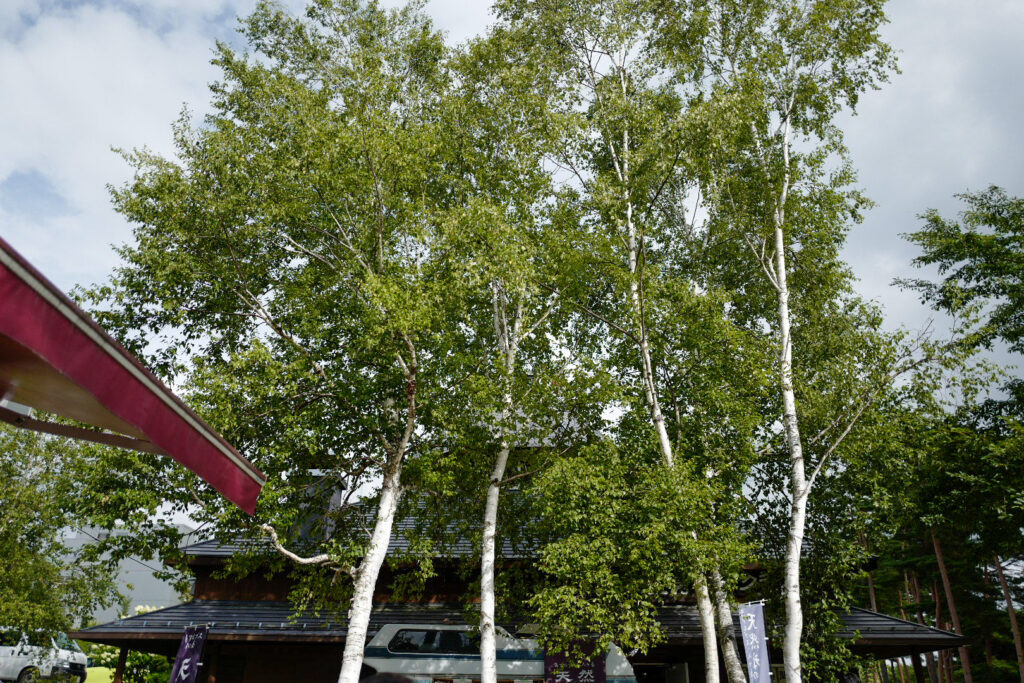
<box><xmin>2</xmin><ymin>0</ymin><xmax>1022</xmax><ymax>357</ymax></box>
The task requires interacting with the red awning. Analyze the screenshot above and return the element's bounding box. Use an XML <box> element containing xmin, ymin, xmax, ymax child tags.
<box><xmin>0</xmin><ymin>237</ymin><xmax>264</xmax><ymax>514</ymax></box>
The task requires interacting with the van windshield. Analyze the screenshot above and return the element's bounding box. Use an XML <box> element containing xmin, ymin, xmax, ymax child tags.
<box><xmin>53</xmin><ymin>633</ymin><xmax>82</xmax><ymax>652</ymax></box>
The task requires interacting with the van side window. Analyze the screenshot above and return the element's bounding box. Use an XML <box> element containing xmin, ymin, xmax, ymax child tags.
<box><xmin>0</xmin><ymin>629</ymin><xmax>22</xmax><ymax>647</ymax></box>
<box><xmin>26</xmin><ymin>631</ymin><xmax>49</xmax><ymax>648</ymax></box>
<box><xmin>387</xmin><ymin>629</ymin><xmax>479</xmax><ymax>655</ymax></box>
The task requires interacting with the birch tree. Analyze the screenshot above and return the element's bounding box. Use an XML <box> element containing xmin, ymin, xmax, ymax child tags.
<box><xmin>424</xmin><ymin>26</ymin><xmax>617</xmax><ymax>682</ymax></box>
<box><xmin>86</xmin><ymin>4</ymin><xmax>458</xmax><ymax>683</ymax></box>
<box><xmin>438</xmin><ymin>39</ymin><xmax>562</xmax><ymax>682</ymax></box>
<box><xmin>687</xmin><ymin>2</ymin><xmax>897</xmax><ymax>680</ymax></box>
<box><xmin>491</xmin><ymin>3</ymin><xmax>762</xmax><ymax>680</ymax></box>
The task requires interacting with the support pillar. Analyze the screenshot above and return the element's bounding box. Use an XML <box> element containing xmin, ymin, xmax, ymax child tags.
<box><xmin>207</xmin><ymin>641</ymin><xmax>219</xmax><ymax>683</ymax></box>
<box><xmin>912</xmin><ymin>654</ymin><xmax>926</xmax><ymax>683</ymax></box>
<box><xmin>113</xmin><ymin>647</ymin><xmax>128</xmax><ymax>683</ymax></box>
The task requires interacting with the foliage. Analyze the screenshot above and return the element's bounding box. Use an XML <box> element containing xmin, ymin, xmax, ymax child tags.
<box><xmin>0</xmin><ymin>424</ymin><xmax>123</xmax><ymax>634</ymax></box>
<box><xmin>902</xmin><ymin>187</ymin><xmax>1024</xmax><ymax>355</ymax></box>
<box><xmin>528</xmin><ymin>441</ymin><xmax>747</xmax><ymax>659</ymax></box>
<box><xmin>861</xmin><ymin>403</ymin><xmax>1024</xmax><ymax>683</ymax></box>
<box><xmin>78</xmin><ymin>0</ymin><xmax>464</xmax><ymax>613</ymax></box>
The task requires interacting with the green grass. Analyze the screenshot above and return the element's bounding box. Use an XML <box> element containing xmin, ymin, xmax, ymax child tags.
<box><xmin>87</xmin><ymin>667</ymin><xmax>113</xmax><ymax>683</ymax></box>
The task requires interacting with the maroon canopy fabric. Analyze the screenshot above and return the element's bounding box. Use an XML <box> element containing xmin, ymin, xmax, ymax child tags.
<box><xmin>0</xmin><ymin>237</ymin><xmax>264</xmax><ymax>514</ymax></box>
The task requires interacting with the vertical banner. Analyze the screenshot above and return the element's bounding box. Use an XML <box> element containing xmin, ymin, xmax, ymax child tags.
<box><xmin>739</xmin><ymin>602</ymin><xmax>772</xmax><ymax>683</ymax></box>
<box><xmin>169</xmin><ymin>625</ymin><xmax>208</xmax><ymax>683</ymax></box>
<box><xmin>545</xmin><ymin>643</ymin><xmax>606</xmax><ymax>683</ymax></box>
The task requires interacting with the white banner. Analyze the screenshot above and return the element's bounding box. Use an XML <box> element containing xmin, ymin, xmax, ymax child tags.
<box><xmin>739</xmin><ymin>602</ymin><xmax>771</xmax><ymax>683</ymax></box>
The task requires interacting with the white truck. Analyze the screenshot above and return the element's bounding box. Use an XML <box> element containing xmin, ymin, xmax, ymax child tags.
<box><xmin>362</xmin><ymin>624</ymin><xmax>637</xmax><ymax>683</ymax></box>
<box><xmin>0</xmin><ymin>629</ymin><xmax>88</xmax><ymax>683</ymax></box>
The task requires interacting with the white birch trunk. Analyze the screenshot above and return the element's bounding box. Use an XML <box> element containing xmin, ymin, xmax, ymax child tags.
<box><xmin>624</xmin><ymin>187</ymin><xmax>674</xmax><ymax>467</ymax></box>
<box><xmin>696</xmin><ymin>573</ymin><xmax>722</xmax><ymax>683</ymax></box>
<box><xmin>609</xmin><ymin>108</ymin><xmax>673</xmax><ymax>469</ymax></box>
<box><xmin>481</xmin><ymin>440</ymin><xmax>511</xmax><ymax>683</ymax></box>
<box><xmin>337</xmin><ymin>465</ymin><xmax>404</xmax><ymax>683</ymax></box>
<box><xmin>613</xmin><ymin>77</ymin><xmax>718</xmax><ymax>674</ymax></box>
<box><xmin>768</xmin><ymin>115</ymin><xmax>806</xmax><ymax>683</ymax></box>
<box><xmin>481</xmin><ymin>288</ymin><xmax>520</xmax><ymax>683</ymax></box>
<box><xmin>712</xmin><ymin>569</ymin><xmax>748</xmax><ymax>683</ymax></box>
<box><xmin>782</xmin><ymin>470</ymin><xmax>806</xmax><ymax>683</ymax></box>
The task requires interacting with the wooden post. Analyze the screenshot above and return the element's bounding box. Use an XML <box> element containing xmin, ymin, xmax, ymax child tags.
<box><xmin>931</xmin><ymin>529</ymin><xmax>973</xmax><ymax>683</ymax></box>
<box><xmin>995</xmin><ymin>555</ymin><xmax>1024</xmax><ymax>683</ymax></box>
<box><xmin>934</xmin><ymin>581</ymin><xmax>948</xmax><ymax>683</ymax></box>
<box><xmin>911</xmin><ymin>654</ymin><xmax>926</xmax><ymax>683</ymax></box>
<box><xmin>113</xmin><ymin>647</ymin><xmax>128</xmax><ymax>683</ymax></box>
<box><xmin>207</xmin><ymin>641</ymin><xmax>219</xmax><ymax>683</ymax></box>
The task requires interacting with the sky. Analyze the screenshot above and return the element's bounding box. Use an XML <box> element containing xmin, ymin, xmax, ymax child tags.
<box><xmin>2</xmin><ymin>0</ymin><xmax>1022</xmax><ymax>364</ymax></box>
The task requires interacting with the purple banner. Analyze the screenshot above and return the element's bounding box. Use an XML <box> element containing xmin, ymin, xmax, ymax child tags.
<box><xmin>545</xmin><ymin>644</ymin><xmax>606</xmax><ymax>683</ymax></box>
<box><xmin>169</xmin><ymin>625</ymin><xmax>208</xmax><ymax>683</ymax></box>
<box><xmin>738</xmin><ymin>602</ymin><xmax>771</xmax><ymax>683</ymax></box>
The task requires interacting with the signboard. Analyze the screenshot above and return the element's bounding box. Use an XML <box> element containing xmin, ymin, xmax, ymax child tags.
<box><xmin>544</xmin><ymin>644</ymin><xmax>606</xmax><ymax>683</ymax></box>
<box><xmin>738</xmin><ymin>602</ymin><xmax>772</xmax><ymax>683</ymax></box>
<box><xmin>169</xmin><ymin>625</ymin><xmax>208</xmax><ymax>683</ymax></box>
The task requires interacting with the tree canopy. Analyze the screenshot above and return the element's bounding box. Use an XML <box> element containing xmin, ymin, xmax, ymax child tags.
<box><xmin>5</xmin><ymin>4</ymin><xmax>1019</xmax><ymax>683</ymax></box>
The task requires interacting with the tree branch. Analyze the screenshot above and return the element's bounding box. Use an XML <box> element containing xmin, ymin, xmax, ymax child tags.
<box><xmin>534</xmin><ymin>280</ymin><xmax>639</xmax><ymax>344</ymax></box>
<box><xmin>260</xmin><ymin>523</ymin><xmax>338</xmax><ymax>568</ymax></box>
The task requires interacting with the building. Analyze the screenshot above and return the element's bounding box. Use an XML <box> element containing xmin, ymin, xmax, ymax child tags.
<box><xmin>71</xmin><ymin>526</ymin><xmax>966</xmax><ymax>683</ymax></box>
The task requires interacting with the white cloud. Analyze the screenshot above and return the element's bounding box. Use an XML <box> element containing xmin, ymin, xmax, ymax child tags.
<box><xmin>420</xmin><ymin>0</ymin><xmax>494</xmax><ymax>44</ymax></box>
<box><xmin>840</xmin><ymin>0</ymin><xmax>1024</xmax><ymax>339</ymax></box>
<box><xmin>0</xmin><ymin>3</ymin><xmax>244</xmax><ymax>290</ymax></box>
<box><xmin>2</xmin><ymin>0</ymin><xmax>1023</xmax><ymax>353</ymax></box>
<box><xmin>0</xmin><ymin>0</ymin><xmax>493</xmax><ymax>292</ymax></box>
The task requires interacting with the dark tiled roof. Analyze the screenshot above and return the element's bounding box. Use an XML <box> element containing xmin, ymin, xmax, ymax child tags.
<box><xmin>655</xmin><ymin>605</ymin><xmax>964</xmax><ymax>648</ymax></box>
<box><xmin>654</xmin><ymin>605</ymin><xmax>709</xmax><ymax>639</ymax></box>
<box><xmin>837</xmin><ymin>607</ymin><xmax>967</xmax><ymax>645</ymax></box>
<box><xmin>73</xmin><ymin>601</ymin><xmax>964</xmax><ymax>655</ymax></box>
<box><xmin>75</xmin><ymin>600</ymin><xmax>346</xmax><ymax>639</ymax></box>
<box><xmin>656</xmin><ymin>605</ymin><xmax>966</xmax><ymax>660</ymax></box>
<box><xmin>384</xmin><ymin>513</ymin><xmax>533</xmax><ymax>559</ymax></box>
<box><xmin>72</xmin><ymin>601</ymin><xmax>484</xmax><ymax>643</ymax></box>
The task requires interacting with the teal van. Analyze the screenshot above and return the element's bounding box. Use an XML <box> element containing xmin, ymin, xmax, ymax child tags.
<box><xmin>362</xmin><ymin>624</ymin><xmax>637</xmax><ymax>683</ymax></box>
